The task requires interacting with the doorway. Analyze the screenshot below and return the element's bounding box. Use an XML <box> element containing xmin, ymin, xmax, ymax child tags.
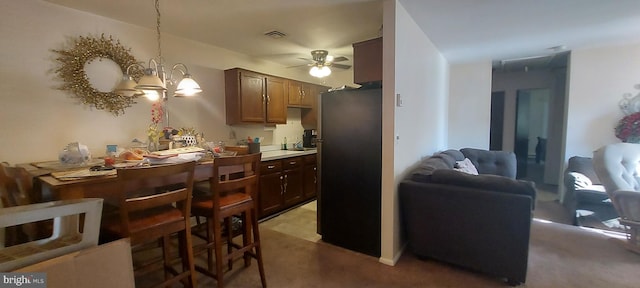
<box><xmin>514</xmin><ymin>88</ymin><xmax>550</xmax><ymax>181</ymax></box>
<box><xmin>491</xmin><ymin>51</ymin><xmax>569</xmax><ymax>189</ymax></box>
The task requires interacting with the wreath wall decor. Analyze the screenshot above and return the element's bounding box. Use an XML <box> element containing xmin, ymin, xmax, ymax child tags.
<box><xmin>52</xmin><ymin>34</ymin><xmax>142</xmax><ymax>116</ymax></box>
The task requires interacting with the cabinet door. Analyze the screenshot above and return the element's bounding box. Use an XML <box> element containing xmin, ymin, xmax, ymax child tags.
<box><xmin>301</xmin><ymin>85</ymin><xmax>328</xmax><ymax>129</ymax></box>
<box><xmin>300</xmin><ymin>83</ymin><xmax>314</xmax><ymax>107</ymax></box>
<box><xmin>287</xmin><ymin>80</ymin><xmax>302</xmax><ymax>106</ymax></box>
<box><xmin>303</xmin><ymin>161</ymin><xmax>317</xmax><ymax>199</ymax></box>
<box><xmin>266</xmin><ymin>76</ymin><xmax>287</xmax><ymax>124</ymax></box>
<box><xmin>283</xmin><ymin>168</ymin><xmax>303</xmax><ymax>207</ymax></box>
<box><xmin>282</xmin><ymin>157</ymin><xmax>303</xmax><ymax>207</ymax></box>
<box><xmin>353</xmin><ymin>37</ymin><xmax>382</xmax><ymax>85</ymax></box>
<box><xmin>259</xmin><ymin>172</ymin><xmax>284</xmax><ymax>218</ymax></box>
<box><xmin>239</xmin><ymin>71</ymin><xmax>266</xmax><ymax>123</ymax></box>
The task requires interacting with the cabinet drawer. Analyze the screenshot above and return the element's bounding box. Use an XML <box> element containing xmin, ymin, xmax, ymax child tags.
<box><xmin>261</xmin><ymin>161</ymin><xmax>282</xmax><ymax>174</ymax></box>
<box><xmin>303</xmin><ymin>154</ymin><xmax>316</xmax><ymax>164</ymax></box>
<box><xmin>282</xmin><ymin>157</ymin><xmax>302</xmax><ymax>170</ymax></box>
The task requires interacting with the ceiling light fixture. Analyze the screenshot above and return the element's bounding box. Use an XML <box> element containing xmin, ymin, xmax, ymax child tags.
<box><xmin>309</xmin><ymin>50</ymin><xmax>331</xmax><ymax>78</ymax></box>
<box><xmin>309</xmin><ymin>65</ymin><xmax>331</xmax><ymax>78</ymax></box>
<box><xmin>115</xmin><ymin>0</ymin><xmax>202</xmax><ymax>126</ymax></box>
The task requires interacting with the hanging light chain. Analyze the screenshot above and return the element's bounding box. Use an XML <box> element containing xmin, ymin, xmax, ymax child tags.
<box><xmin>155</xmin><ymin>0</ymin><xmax>162</xmax><ymax>62</ymax></box>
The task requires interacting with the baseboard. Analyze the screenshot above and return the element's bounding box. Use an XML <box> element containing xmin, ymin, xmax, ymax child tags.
<box><xmin>378</xmin><ymin>242</ymin><xmax>407</xmax><ymax>266</ymax></box>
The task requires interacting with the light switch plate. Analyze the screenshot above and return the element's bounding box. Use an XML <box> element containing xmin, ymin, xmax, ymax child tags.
<box><xmin>396</xmin><ymin>93</ymin><xmax>404</xmax><ymax>107</ymax></box>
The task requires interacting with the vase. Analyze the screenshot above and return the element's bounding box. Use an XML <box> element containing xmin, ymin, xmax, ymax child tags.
<box><xmin>148</xmin><ymin>136</ymin><xmax>159</xmax><ymax>152</ymax></box>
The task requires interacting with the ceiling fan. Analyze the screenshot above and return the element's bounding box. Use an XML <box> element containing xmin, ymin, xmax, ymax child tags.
<box><xmin>296</xmin><ymin>50</ymin><xmax>351</xmax><ymax>78</ymax></box>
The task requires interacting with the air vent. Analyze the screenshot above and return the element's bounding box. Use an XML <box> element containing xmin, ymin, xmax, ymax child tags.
<box><xmin>264</xmin><ymin>30</ymin><xmax>287</xmax><ymax>39</ymax></box>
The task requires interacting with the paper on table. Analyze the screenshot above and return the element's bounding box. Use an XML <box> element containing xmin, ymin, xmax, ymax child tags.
<box><xmin>51</xmin><ymin>168</ymin><xmax>116</xmax><ymax>180</ymax></box>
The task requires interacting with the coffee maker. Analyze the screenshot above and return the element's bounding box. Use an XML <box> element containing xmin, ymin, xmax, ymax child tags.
<box><xmin>303</xmin><ymin>129</ymin><xmax>317</xmax><ymax>148</ymax></box>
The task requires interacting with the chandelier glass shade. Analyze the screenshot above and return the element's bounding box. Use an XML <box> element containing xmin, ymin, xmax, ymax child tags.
<box><xmin>114</xmin><ymin>0</ymin><xmax>202</xmax><ymax>101</ymax></box>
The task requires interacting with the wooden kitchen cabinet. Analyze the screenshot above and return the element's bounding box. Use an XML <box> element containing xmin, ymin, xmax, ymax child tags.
<box><xmin>353</xmin><ymin>37</ymin><xmax>382</xmax><ymax>85</ymax></box>
<box><xmin>302</xmin><ymin>154</ymin><xmax>317</xmax><ymax>199</ymax></box>
<box><xmin>258</xmin><ymin>157</ymin><xmax>304</xmax><ymax>218</ymax></box>
<box><xmin>287</xmin><ymin>80</ymin><xmax>313</xmax><ymax>108</ymax></box>
<box><xmin>259</xmin><ymin>160</ymin><xmax>284</xmax><ymax>217</ymax></box>
<box><xmin>225</xmin><ymin>68</ymin><xmax>287</xmax><ymax>125</ymax></box>
<box><xmin>282</xmin><ymin>157</ymin><xmax>304</xmax><ymax>206</ymax></box>
<box><xmin>266</xmin><ymin>76</ymin><xmax>287</xmax><ymax>123</ymax></box>
<box><xmin>301</xmin><ymin>84</ymin><xmax>329</xmax><ymax>129</ymax></box>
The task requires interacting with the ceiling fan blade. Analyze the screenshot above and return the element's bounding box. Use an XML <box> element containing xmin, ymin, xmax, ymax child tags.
<box><xmin>286</xmin><ymin>63</ymin><xmax>311</xmax><ymax>68</ymax></box>
<box><xmin>331</xmin><ymin>56</ymin><xmax>349</xmax><ymax>62</ymax></box>
<box><xmin>332</xmin><ymin>63</ymin><xmax>352</xmax><ymax>70</ymax></box>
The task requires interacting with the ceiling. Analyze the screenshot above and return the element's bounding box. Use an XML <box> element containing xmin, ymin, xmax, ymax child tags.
<box><xmin>45</xmin><ymin>0</ymin><xmax>640</xmax><ymax>73</ymax></box>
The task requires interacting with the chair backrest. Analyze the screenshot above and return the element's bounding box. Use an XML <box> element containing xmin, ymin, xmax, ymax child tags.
<box><xmin>115</xmin><ymin>161</ymin><xmax>196</xmax><ymax>239</ymax></box>
<box><xmin>209</xmin><ymin>153</ymin><xmax>261</xmax><ymax>210</ymax></box>
<box><xmin>0</xmin><ymin>162</ymin><xmax>34</xmax><ymax>208</ymax></box>
<box><xmin>593</xmin><ymin>143</ymin><xmax>640</xmax><ymax>194</ymax></box>
<box><xmin>1</xmin><ymin>162</ymin><xmax>40</xmax><ymax>246</ymax></box>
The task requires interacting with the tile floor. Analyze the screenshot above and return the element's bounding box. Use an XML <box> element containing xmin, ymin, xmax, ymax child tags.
<box><xmin>260</xmin><ymin>200</ymin><xmax>320</xmax><ymax>242</ymax></box>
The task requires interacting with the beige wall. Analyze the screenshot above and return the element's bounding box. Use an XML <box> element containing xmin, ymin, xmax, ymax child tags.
<box><xmin>566</xmin><ymin>42</ymin><xmax>640</xmax><ymax>159</ymax></box>
<box><xmin>448</xmin><ymin>62</ymin><xmax>493</xmax><ymax>150</ymax></box>
<box><xmin>0</xmin><ymin>1</ymin><xmax>352</xmax><ymax>165</ymax></box>
<box><xmin>381</xmin><ymin>0</ymin><xmax>449</xmax><ymax>265</ymax></box>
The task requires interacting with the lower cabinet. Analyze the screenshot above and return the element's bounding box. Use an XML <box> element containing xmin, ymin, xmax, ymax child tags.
<box><xmin>259</xmin><ymin>156</ymin><xmax>315</xmax><ymax>218</ymax></box>
<box><xmin>302</xmin><ymin>155</ymin><xmax>317</xmax><ymax>199</ymax></box>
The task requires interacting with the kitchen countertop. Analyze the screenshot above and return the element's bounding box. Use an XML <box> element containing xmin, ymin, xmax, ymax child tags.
<box><xmin>260</xmin><ymin>148</ymin><xmax>317</xmax><ymax>161</ymax></box>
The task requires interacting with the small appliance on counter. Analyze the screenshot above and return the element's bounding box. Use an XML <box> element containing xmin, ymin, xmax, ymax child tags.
<box><xmin>303</xmin><ymin>129</ymin><xmax>317</xmax><ymax>148</ymax></box>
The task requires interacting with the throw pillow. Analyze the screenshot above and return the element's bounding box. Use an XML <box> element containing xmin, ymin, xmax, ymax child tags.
<box><xmin>454</xmin><ymin>158</ymin><xmax>479</xmax><ymax>175</ymax></box>
<box><xmin>568</xmin><ymin>172</ymin><xmax>592</xmax><ymax>189</ymax></box>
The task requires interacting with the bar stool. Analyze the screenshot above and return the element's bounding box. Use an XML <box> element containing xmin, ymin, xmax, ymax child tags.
<box><xmin>191</xmin><ymin>153</ymin><xmax>266</xmax><ymax>288</ymax></box>
<box><xmin>101</xmin><ymin>161</ymin><xmax>197</xmax><ymax>288</ymax></box>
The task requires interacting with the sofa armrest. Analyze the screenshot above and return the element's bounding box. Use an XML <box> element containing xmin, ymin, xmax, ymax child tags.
<box><xmin>399</xmin><ymin>180</ymin><xmax>531</xmax><ymax>284</ymax></box>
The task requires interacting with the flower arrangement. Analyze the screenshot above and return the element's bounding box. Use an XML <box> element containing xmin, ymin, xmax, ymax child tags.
<box><xmin>615</xmin><ymin>112</ymin><xmax>640</xmax><ymax>143</ymax></box>
<box><xmin>147</xmin><ymin>101</ymin><xmax>164</xmax><ymax>151</ymax></box>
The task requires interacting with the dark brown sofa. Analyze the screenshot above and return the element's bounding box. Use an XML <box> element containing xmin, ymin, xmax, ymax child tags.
<box><xmin>399</xmin><ymin>148</ymin><xmax>535</xmax><ymax>286</ymax></box>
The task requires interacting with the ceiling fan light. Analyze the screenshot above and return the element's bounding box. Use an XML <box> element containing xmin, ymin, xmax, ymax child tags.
<box><xmin>174</xmin><ymin>74</ymin><xmax>203</xmax><ymax>97</ymax></box>
<box><xmin>309</xmin><ymin>65</ymin><xmax>331</xmax><ymax>78</ymax></box>
<box><xmin>320</xmin><ymin>66</ymin><xmax>331</xmax><ymax>77</ymax></box>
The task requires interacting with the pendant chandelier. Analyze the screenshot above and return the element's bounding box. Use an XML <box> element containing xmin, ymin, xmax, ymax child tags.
<box><xmin>115</xmin><ymin>0</ymin><xmax>202</xmax><ymax>100</ymax></box>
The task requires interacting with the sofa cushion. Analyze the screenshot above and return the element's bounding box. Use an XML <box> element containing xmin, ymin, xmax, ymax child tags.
<box><xmin>411</xmin><ymin>156</ymin><xmax>452</xmax><ymax>182</ymax></box>
<box><xmin>568</xmin><ymin>172</ymin><xmax>592</xmax><ymax>189</ymax></box>
<box><xmin>440</xmin><ymin>149</ymin><xmax>465</xmax><ymax>162</ymax></box>
<box><xmin>461</xmin><ymin>148</ymin><xmax>516</xmax><ymax>179</ymax></box>
<box><xmin>430</xmin><ymin>169</ymin><xmax>536</xmax><ymax>201</ymax></box>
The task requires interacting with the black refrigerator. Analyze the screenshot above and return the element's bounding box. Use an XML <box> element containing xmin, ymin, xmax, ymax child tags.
<box><xmin>318</xmin><ymin>86</ymin><xmax>381</xmax><ymax>257</ymax></box>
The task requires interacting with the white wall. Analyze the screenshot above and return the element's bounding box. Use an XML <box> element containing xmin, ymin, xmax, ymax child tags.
<box><xmin>566</xmin><ymin>42</ymin><xmax>640</xmax><ymax>159</ymax></box>
<box><xmin>380</xmin><ymin>0</ymin><xmax>448</xmax><ymax>265</ymax></box>
<box><xmin>0</xmin><ymin>1</ymin><xmax>352</xmax><ymax>165</ymax></box>
<box><xmin>448</xmin><ymin>62</ymin><xmax>492</xmax><ymax>150</ymax></box>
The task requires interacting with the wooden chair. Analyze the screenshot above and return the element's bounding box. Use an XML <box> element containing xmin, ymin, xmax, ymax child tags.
<box><xmin>191</xmin><ymin>153</ymin><xmax>266</xmax><ymax>288</ymax></box>
<box><xmin>0</xmin><ymin>162</ymin><xmax>45</xmax><ymax>246</ymax></box>
<box><xmin>101</xmin><ymin>161</ymin><xmax>197</xmax><ymax>288</ymax></box>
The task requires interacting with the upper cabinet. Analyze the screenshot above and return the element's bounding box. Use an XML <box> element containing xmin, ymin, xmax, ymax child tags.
<box><xmin>301</xmin><ymin>84</ymin><xmax>329</xmax><ymax>129</ymax></box>
<box><xmin>225</xmin><ymin>67</ymin><xmax>327</xmax><ymax>127</ymax></box>
<box><xmin>225</xmin><ymin>68</ymin><xmax>287</xmax><ymax>125</ymax></box>
<box><xmin>287</xmin><ymin>80</ymin><xmax>314</xmax><ymax>108</ymax></box>
<box><xmin>353</xmin><ymin>37</ymin><xmax>382</xmax><ymax>85</ymax></box>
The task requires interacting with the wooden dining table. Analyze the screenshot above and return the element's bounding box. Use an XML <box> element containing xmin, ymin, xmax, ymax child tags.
<box><xmin>25</xmin><ymin>159</ymin><xmax>217</xmax><ymax>203</ymax></box>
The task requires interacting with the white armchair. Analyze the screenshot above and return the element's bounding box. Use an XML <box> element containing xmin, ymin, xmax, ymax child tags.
<box><xmin>593</xmin><ymin>143</ymin><xmax>640</xmax><ymax>253</ymax></box>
